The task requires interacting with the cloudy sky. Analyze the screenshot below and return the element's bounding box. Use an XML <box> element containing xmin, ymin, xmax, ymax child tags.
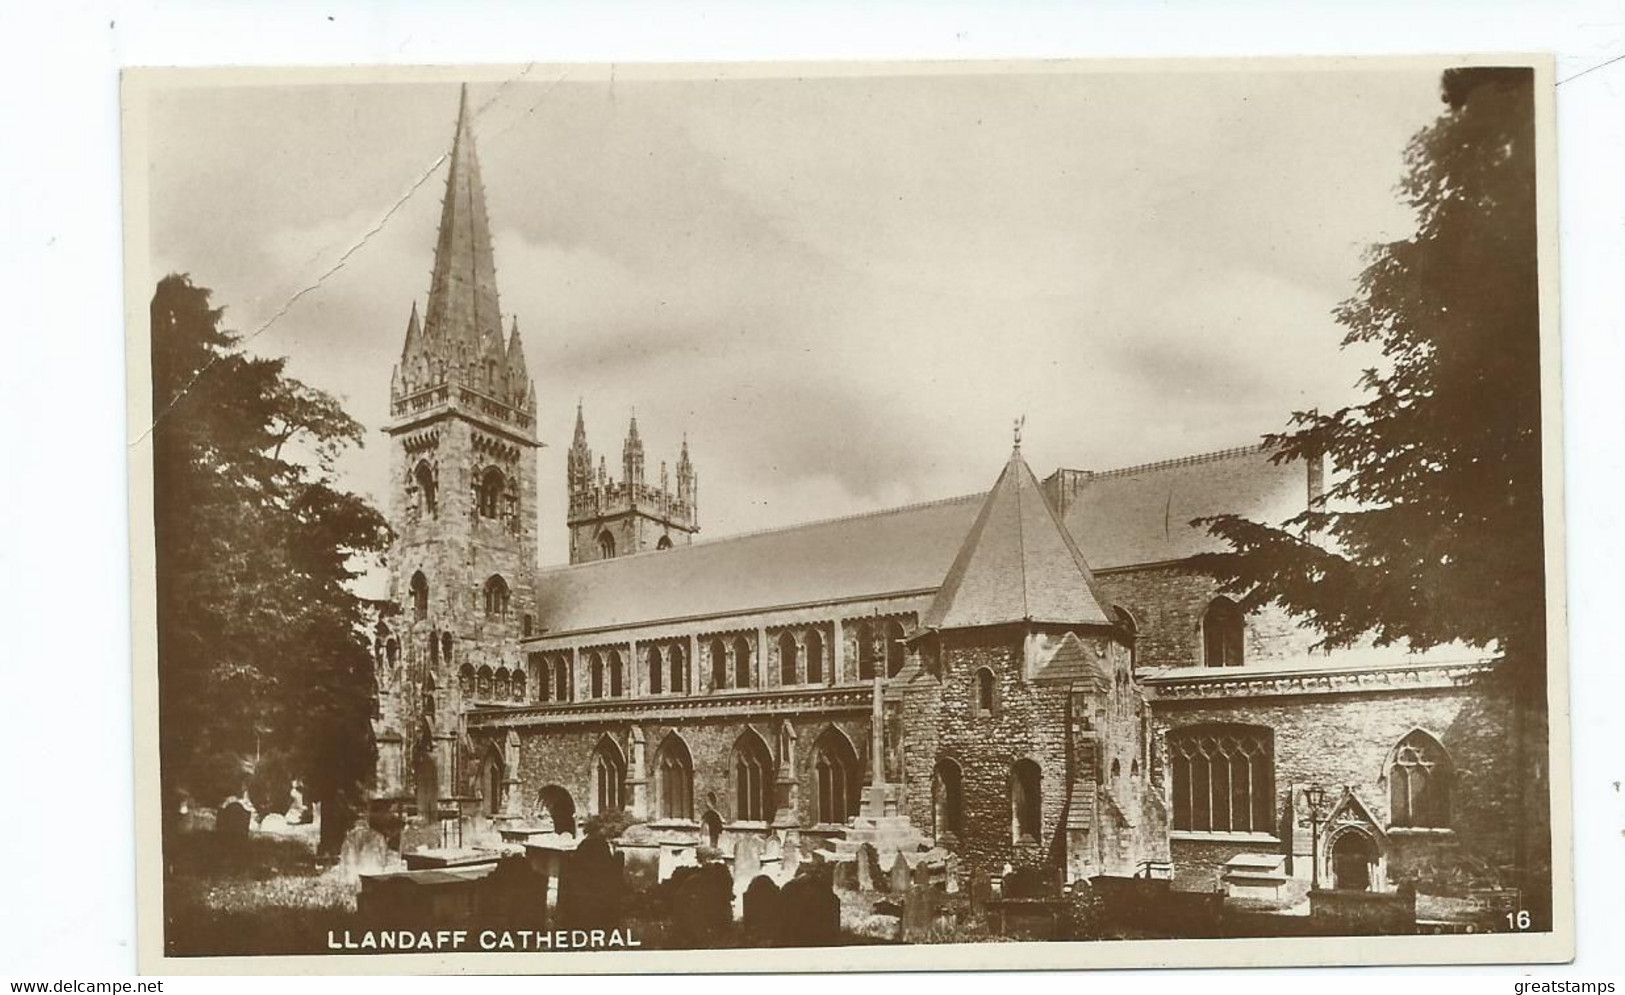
<box><xmin>142</xmin><ymin>63</ymin><xmax>1446</xmax><ymax>578</ymax></box>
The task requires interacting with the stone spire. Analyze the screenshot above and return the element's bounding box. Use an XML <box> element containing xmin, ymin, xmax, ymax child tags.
<box><xmin>504</xmin><ymin>315</ymin><xmax>532</xmax><ymax>410</ymax></box>
<box><xmin>416</xmin><ymin>83</ymin><xmax>502</xmax><ymax>390</ymax></box>
<box><xmin>623</xmin><ymin>412</ymin><xmax>645</xmax><ymax>490</ymax></box>
<box><xmin>676</xmin><ymin>432</ymin><xmax>696</xmax><ymax>509</ymax></box>
<box><xmin>568</xmin><ymin>400</ymin><xmax>593</xmax><ymax>494</ymax></box>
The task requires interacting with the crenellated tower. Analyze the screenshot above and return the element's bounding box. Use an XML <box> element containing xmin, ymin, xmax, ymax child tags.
<box><xmin>378</xmin><ymin>84</ymin><xmax>541</xmax><ymax>818</ymax></box>
<box><xmin>566</xmin><ymin>405</ymin><xmax>698</xmax><ymax>564</ymax></box>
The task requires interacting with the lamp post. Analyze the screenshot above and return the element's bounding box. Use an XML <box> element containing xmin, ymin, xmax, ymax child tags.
<box><xmin>1299</xmin><ymin>785</ymin><xmax>1330</xmax><ymax>891</ymax></box>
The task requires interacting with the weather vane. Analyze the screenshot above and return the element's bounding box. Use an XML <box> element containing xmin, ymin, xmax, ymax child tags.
<box><xmin>1013</xmin><ymin>415</ymin><xmax>1026</xmax><ymax>451</ymax></box>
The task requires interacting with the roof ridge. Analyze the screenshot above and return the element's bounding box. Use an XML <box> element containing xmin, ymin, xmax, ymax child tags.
<box><xmin>1071</xmin><ymin>441</ymin><xmax>1272</xmax><ymax>481</ymax></box>
<box><xmin>534</xmin><ymin>489</ymin><xmax>986</xmax><ymax>577</ymax></box>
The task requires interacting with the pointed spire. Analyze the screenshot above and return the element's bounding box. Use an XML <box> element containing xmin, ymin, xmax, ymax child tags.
<box><xmin>623</xmin><ymin>411</ymin><xmax>645</xmax><ymax>489</ymax></box>
<box><xmin>401</xmin><ymin>301</ymin><xmax>421</xmax><ymax>360</ymax></box>
<box><xmin>922</xmin><ymin>441</ymin><xmax>1113</xmax><ymax>631</ymax></box>
<box><xmin>421</xmin><ymin>83</ymin><xmax>502</xmax><ymax>383</ymax></box>
<box><xmin>572</xmin><ymin>399</ymin><xmax>588</xmax><ymax>447</ymax></box>
<box><xmin>503</xmin><ymin>314</ymin><xmax>530</xmax><ymax>405</ymax></box>
<box><xmin>676</xmin><ymin>430</ymin><xmax>696</xmax><ymax>508</ymax></box>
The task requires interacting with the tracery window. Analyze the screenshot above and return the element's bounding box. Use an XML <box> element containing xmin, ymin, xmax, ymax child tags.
<box><xmin>477</xmin><ymin>466</ymin><xmax>505</xmax><ymax>520</ymax></box>
<box><xmin>1389</xmin><ymin>730</ymin><xmax>1452</xmax><ymax>828</ymax></box>
<box><xmin>1169</xmin><ymin>724</ymin><xmax>1274</xmax><ymax>833</ymax></box>
<box><xmin>597</xmin><ymin>530</ymin><xmax>616</xmax><ymax>559</ymax></box>
<box><xmin>813</xmin><ymin>729</ymin><xmax>858</xmax><ymax>825</ymax></box>
<box><xmin>592</xmin><ymin>738</ymin><xmax>626</xmax><ymax>815</ymax></box>
<box><xmin>483</xmin><ymin>575</ymin><xmax>510</xmax><ymax>617</ymax></box>
<box><xmin>733</xmin><ymin>732</ymin><xmax>772</xmax><ymax>822</ymax></box>
<box><xmin>655</xmin><ymin>735</ymin><xmax>694</xmax><ymax>821</ymax></box>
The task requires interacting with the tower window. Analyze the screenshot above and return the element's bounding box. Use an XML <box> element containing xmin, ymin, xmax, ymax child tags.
<box><xmin>1202</xmin><ymin>597</ymin><xmax>1245</xmax><ymax>668</ymax></box>
<box><xmin>410</xmin><ymin>571</ymin><xmax>429</xmax><ymax>620</ymax></box>
<box><xmin>413</xmin><ymin>461</ymin><xmax>437</xmax><ymax>518</ymax></box>
<box><xmin>974</xmin><ymin>667</ymin><xmax>996</xmax><ymax>716</ymax></box>
<box><xmin>1011</xmin><ymin>759</ymin><xmax>1042</xmax><ymax>844</ymax></box>
<box><xmin>483</xmin><ymin>575</ymin><xmax>510</xmax><ymax>617</ymax></box>
<box><xmin>477</xmin><ymin>466</ymin><xmax>506</xmax><ymax>519</ymax></box>
<box><xmin>598</xmin><ymin>530</ymin><xmax>616</xmax><ymax>559</ymax></box>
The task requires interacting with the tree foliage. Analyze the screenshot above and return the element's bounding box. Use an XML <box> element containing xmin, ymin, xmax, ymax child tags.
<box><xmin>151</xmin><ymin>274</ymin><xmax>390</xmax><ymax>850</ymax></box>
<box><xmin>1188</xmin><ymin>68</ymin><xmax>1544</xmax><ymax>674</ymax></box>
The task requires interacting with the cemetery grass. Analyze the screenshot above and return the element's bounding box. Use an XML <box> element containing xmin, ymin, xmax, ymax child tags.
<box><xmin>164</xmin><ymin>829</ymin><xmax>358</xmax><ymax>956</ymax></box>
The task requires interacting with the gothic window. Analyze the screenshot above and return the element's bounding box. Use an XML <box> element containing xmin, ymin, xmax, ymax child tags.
<box><xmin>429</xmin><ymin>630</ymin><xmax>439</xmax><ymax>667</ymax></box>
<box><xmin>510</xmin><ymin>668</ymin><xmax>525</xmax><ymax>701</ymax></box>
<box><xmin>554</xmin><ymin>656</ymin><xmax>571</xmax><ymax>702</ymax></box>
<box><xmin>655</xmin><ymin>735</ymin><xmax>694</xmax><ymax>821</ymax></box>
<box><xmin>598</xmin><ymin>530</ymin><xmax>616</xmax><ymax>559</ymax></box>
<box><xmin>732</xmin><ymin>635</ymin><xmax>753</xmax><ymax>689</ymax></box>
<box><xmin>413</xmin><ymin>460</ymin><xmax>437</xmax><ymax>518</ymax></box>
<box><xmin>608</xmin><ymin>650</ymin><xmax>624</xmax><ymax>697</ymax></box>
<box><xmin>805</xmin><ymin>630</ymin><xmax>825</xmax><ymax>684</ymax></box>
<box><xmin>494</xmin><ymin>668</ymin><xmax>510</xmax><ymax>701</ymax></box>
<box><xmin>483</xmin><ymin>575</ymin><xmax>510</xmax><ymax>617</ymax></box>
<box><xmin>410</xmin><ymin>571</ymin><xmax>429</xmax><ymax>620</ymax></box>
<box><xmin>732</xmin><ymin>732</ymin><xmax>773</xmax><ymax>822</ymax></box>
<box><xmin>534</xmin><ymin>654</ymin><xmax>550</xmax><ymax>703</ymax></box>
<box><xmin>591</xmin><ymin>737</ymin><xmax>626</xmax><ymax>815</ymax></box>
<box><xmin>779</xmin><ymin>631</ymin><xmax>799</xmax><ymax>686</ymax></box>
<box><xmin>657</xmin><ymin>535</ymin><xmax>673</xmax><ymax>551</ymax></box>
<box><xmin>885</xmin><ymin>619</ymin><xmax>906</xmax><ymax>677</ymax></box>
<box><xmin>1112</xmin><ymin>605</ymin><xmax>1139</xmax><ymax>667</ymax></box>
<box><xmin>458</xmin><ymin>663</ymin><xmax>474</xmax><ymax>696</ymax></box>
<box><xmin>1389</xmin><ymin>730</ymin><xmax>1452</xmax><ymax>829</ymax></box>
<box><xmin>813</xmin><ymin>729</ymin><xmax>859</xmax><ymax>825</ymax></box>
<box><xmin>1169</xmin><ymin>724</ymin><xmax>1274</xmax><ymax>833</ymax></box>
<box><xmin>857</xmin><ymin>621</ymin><xmax>878</xmax><ymax>681</ymax></box>
<box><xmin>589</xmin><ymin>652</ymin><xmax>604</xmax><ymax>699</ymax></box>
<box><xmin>933</xmin><ymin>757</ymin><xmax>965</xmax><ymax>839</ymax></box>
<box><xmin>709</xmin><ymin>637</ymin><xmax>728</xmax><ymax>690</ymax></box>
<box><xmin>1111</xmin><ymin>758</ymin><xmax>1122</xmax><ymax>784</ymax></box>
<box><xmin>476</xmin><ymin>666</ymin><xmax>493</xmax><ymax>700</ymax></box>
<box><xmin>974</xmin><ymin>667</ymin><xmax>997</xmax><ymax>716</ymax></box>
<box><xmin>647</xmin><ymin>645</ymin><xmax>664</xmax><ymax>695</ymax></box>
<box><xmin>522</xmin><ymin>613</ymin><xmax>533</xmax><ymax>638</ymax></box>
<box><xmin>1011</xmin><ymin>759</ymin><xmax>1043</xmax><ymax>844</ymax></box>
<box><xmin>477</xmin><ymin>466</ymin><xmax>505</xmax><ymax>519</ymax></box>
<box><xmin>669</xmin><ymin>644</ymin><xmax>686</xmax><ymax>694</ymax></box>
<box><xmin>1202</xmin><ymin>597</ymin><xmax>1245</xmax><ymax>668</ymax></box>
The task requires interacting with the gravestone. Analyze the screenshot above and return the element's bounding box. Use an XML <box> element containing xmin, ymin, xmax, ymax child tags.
<box><xmin>733</xmin><ymin>836</ymin><xmax>762</xmax><ymax>885</ymax></box>
<box><xmin>742</xmin><ymin>875</ymin><xmax>783</xmax><ymax>942</ymax></box>
<box><xmin>339</xmin><ymin>823</ymin><xmax>392</xmax><ymax>880</ymax></box>
<box><xmin>969</xmin><ymin>869</ymin><xmax>992</xmax><ymax>914</ymax></box>
<box><xmin>217</xmin><ymin>800</ymin><xmax>251</xmax><ymax>837</ymax></box>
<box><xmin>558</xmin><ymin>836</ymin><xmax>624</xmax><ymax>931</ymax></box>
<box><xmin>831</xmin><ymin>855</ymin><xmax>859</xmax><ymax>891</ymax></box>
<box><xmin>780</xmin><ymin>840</ymin><xmax>800</xmax><ymax>880</ymax></box>
<box><xmin>666</xmin><ymin>862</ymin><xmax>734</xmax><ymax>948</ymax></box>
<box><xmin>778</xmin><ymin>865</ymin><xmax>841</xmax><ymax>947</ymax></box>
<box><xmin>481</xmin><ymin>854</ymin><xmax>549</xmax><ymax>927</ymax></box>
<box><xmin>889</xmin><ymin>852</ymin><xmax>912</xmax><ymax>893</ymax></box>
<box><xmin>258</xmin><ymin>812</ymin><xmax>289</xmax><ymax>834</ymax></box>
<box><xmin>856</xmin><ymin>843</ymin><xmax>885</xmax><ymax>893</ymax></box>
<box><xmin>943</xmin><ymin>854</ymin><xmax>961</xmax><ymax>894</ymax></box>
<box><xmin>901</xmin><ymin>880</ymin><xmax>942</xmax><ymax>942</ymax></box>
<box><xmin>1004</xmin><ymin>865</ymin><xmax>1055</xmax><ymax>899</ymax></box>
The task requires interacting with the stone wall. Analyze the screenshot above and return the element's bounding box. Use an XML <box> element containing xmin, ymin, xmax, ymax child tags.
<box><xmin>1095</xmin><ymin>565</ymin><xmax>1320</xmax><ymax>669</ymax></box>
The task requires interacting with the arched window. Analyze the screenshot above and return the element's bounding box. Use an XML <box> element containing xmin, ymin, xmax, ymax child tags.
<box><xmin>669</xmin><ymin>644</ymin><xmax>686</xmax><ymax>694</ymax></box>
<box><xmin>655</xmin><ymin>735</ymin><xmax>694</xmax><ymax>821</ymax></box>
<box><xmin>494</xmin><ymin>668</ymin><xmax>510</xmax><ymax>701</ymax></box>
<box><xmin>429</xmin><ymin>629</ymin><xmax>440</xmax><ymax>666</ymax></box>
<box><xmin>857</xmin><ymin>621</ymin><xmax>879</xmax><ymax>681</ymax></box>
<box><xmin>1202</xmin><ymin>597</ymin><xmax>1245</xmax><ymax>668</ymax></box>
<box><xmin>974</xmin><ymin>667</ymin><xmax>996</xmax><ymax>716</ymax></box>
<box><xmin>554</xmin><ymin>655</ymin><xmax>570</xmax><ymax>702</ymax></box>
<box><xmin>657</xmin><ymin>535</ymin><xmax>673</xmax><ymax>551</ymax></box>
<box><xmin>885</xmin><ymin>619</ymin><xmax>906</xmax><ymax>677</ymax></box>
<box><xmin>597</xmin><ymin>530</ymin><xmax>616</xmax><ymax>559</ymax></box>
<box><xmin>476</xmin><ymin>666</ymin><xmax>493</xmax><ymax>700</ymax></box>
<box><xmin>483</xmin><ymin>575</ymin><xmax>510</xmax><ymax>618</ymax></box>
<box><xmin>709</xmin><ymin>637</ymin><xmax>728</xmax><ymax>690</ymax></box>
<box><xmin>1111</xmin><ymin>758</ymin><xmax>1122</xmax><ymax>784</ymax></box>
<box><xmin>589</xmin><ymin>652</ymin><xmax>605</xmax><ymax>699</ymax></box>
<box><xmin>1169</xmin><ymin>724</ymin><xmax>1274</xmax><ymax>833</ymax></box>
<box><xmin>779</xmin><ymin>631</ymin><xmax>799</xmax><ymax>686</ymax></box>
<box><xmin>413</xmin><ymin>460</ymin><xmax>437</xmax><ymax>518</ymax></box>
<box><xmin>535</xmin><ymin>654</ymin><xmax>550</xmax><ymax>703</ymax></box>
<box><xmin>1011</xmin><ymin>759</ymin><xmax>1043</xmax><ymax>844</ymax></box>
<box><xmin>805</xmin><ymin>630</ymin><xmax>825</xmax><ymax>684</ymax></box>
<box><xmin>591</xmin><ymin>737</ymin><xmax>626</xmax><ymax>815</ymax></box>
<box><xmin>510</xmin><ymin>668</ymin><xmax>525</xmax><ymax>701</ymax></box>
<box><xmin>812</xmin><ymin>729</ymin><xmax>859</xmax><ymax>825</ymax></box>
<box><xmin>732</xmin><ymin>635</ymin><xmax>753</xmax><ymax>690</ymax></box>
<box><xmin>1389</xmin><ymin>730</ymin><xmax>1452</xmax><ymax>828</ymax></box>
<box><xmin>482</xmin><ymin>753</ymin><xmax>504</xmax><ymax>817</ymax></box>
<box><xmin>1112</xmin><ymin>605</ymin><xmax>1139</xmax><ymax>667</ymax></box>
<box><xmin>608</xmin><ymin>650</ymin><xmax>624</xmax><ymax>697</ymax></box>
<box><xmin>647</xmin><ymin>645</ymin><xmax>664</xmax><ymax>695</ymax></box>
<box><xmin>441</xmin><ymin>632</ymin><xmax>453</xmax><ymax>664</ymax></box>
<box><xmin>732</xmin><ymin>731</ymin><xmax>773</xmax><ymax>822</ymax></box>
<box><xmin>410</xmin><ymin>571</ymin><xmax>429</xmax><ymax>620</ymax></box>
<box><xmin>933</xmin><ymin>757</ymin><xmax>965</xmax><ymax>839</ymax></box>
<box><xmin>458</xmin><ymin>663</ymin><xmax>474</xmax><ymax>696</ymax></box>
<box><xmin>477</xmin><ymin>466</ymin><xmax>505</xmax><ymax>519</ymax></box>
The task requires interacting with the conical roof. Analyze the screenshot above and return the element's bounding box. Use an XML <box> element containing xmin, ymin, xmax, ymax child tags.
<box><xmin>921</xmin><ymin>444</ymin><xmax>1113</xmax><ymax>631</ymax></box>
<box><xmin>421</xmin><ymin>84</ymin><xmax>502</xmax><ymax>369</ymax></box>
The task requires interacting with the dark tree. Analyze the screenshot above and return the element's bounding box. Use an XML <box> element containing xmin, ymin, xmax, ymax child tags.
<box><xmin>1190</xmin><ymin>68</ymin><xmax>1543</xmax><ymax>673</ymax></box>
<box><xmin>151</xmin><ymin>274</ymin><xmax>390</xmax><ymax>852</ymax></box>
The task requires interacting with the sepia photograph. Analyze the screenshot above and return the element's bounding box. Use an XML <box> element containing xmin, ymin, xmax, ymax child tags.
<box><xmin>121</xmin><ymin>57</ymin><xmax>1569</xmax><ymax>972</ymax></box>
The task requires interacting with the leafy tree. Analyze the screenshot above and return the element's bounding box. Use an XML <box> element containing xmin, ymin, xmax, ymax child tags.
<box><xmin>1190</xmin><ymin>68</ymin><xmax>1543</xmax><ymax>674</ymax></box>
<box><xmin>151</xmin><ymin>274</ymin><xmax>390</xmax><ymax>852</ymax></box>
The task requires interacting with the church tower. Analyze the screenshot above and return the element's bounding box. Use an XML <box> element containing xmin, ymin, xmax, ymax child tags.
<box><xmin>565</xmin><ymin>405</ymin><xmax>698</xmax><ymax>564</ymax></box>
<box><xmin>381</xmin><ymin>85</ymin><xmax>540</xmax><ymax>817</ymax></box>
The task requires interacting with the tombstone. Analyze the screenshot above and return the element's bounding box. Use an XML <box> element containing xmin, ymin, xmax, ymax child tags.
<box><xmin>481</xmin><ymin>854</ymin><xmax>549</xmax><ymax>927</ymax></box>
<box><xmin>778</xmin><ymin>865</ymin><xmax>841</xmax><ymax>947</ymax></box>
<box><xmin>258</xmin><ymin>812</ymin><xmax>289</xmax><ymax>834</ymax></box>
<box><xmin>742</xmin><ymin>875</ymin><xmax>784</xmax><ymax>942</ymax></box>
<box><xmin>1004</xmin><ymin>865</ymin><xmax>1054</xmax><ymax>899</ymax></box>
<box><xmin>558</xmin><ymin>836</ymin><xmax>624</xmax><ymax>931</ymax></box>
<box><xmin>889</xmin><ymin>852</ymin><xmax>912</xmax><ymax>893</ymax></box>
<box><xmin>339</xmin><ymin>823</ymin><xmax>392</xmax><ymax>881</ymax></box>
<box><xmin>831</xmin><ymin>855</ymin><xmax>860</xmax><ymax>891</ymax></box>
<box><xmin>286</xmin><ymin>781</ymin><xmax>310</xmax><ymax>824</ymax></box>
<box><xmin>780</xmin><ymin>840</ymin><xmax>801</xmax><ymax>880</ymax></box>
<box><xmin>856</xmin><ymin>843</ymin><xmax>886</xmax><ymax>893</ymax></box>
<box><xmin>733</xmin><ymin>836</ymin><xmax>763</xmax><ymax>886</ymax></box>
<box><xmin>762</xmin><ymin>836</ymin><xmax>783</xmax><ymax>863</ymax></box>
<box><xmin>944</xmin><ymin>854</ymin><xmax>961</xmax><ymax>894</ymax></box>
<box><xmin>901</xmin><ymin>880</ymin><xmax>942</xmax><ymax>942</ymax></box>
<box><xmin>666</xmin><ymin>862</ymin><xmax>734</xmax><ymax>948</ymax></box>
<box><xmin>217</xmin><ymin>800</ymin><xmax>251</xmax><ymax>837</ymax></box>
<box><xmin>969</xmin><ymin>868</ymin><xmax>992</xmax><ymax>914</ymax></box>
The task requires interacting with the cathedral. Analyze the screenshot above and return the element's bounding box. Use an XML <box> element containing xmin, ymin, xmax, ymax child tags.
<box><xmin>371</xmin><ymin>87</ymin><xmax>1534</xmax><ymax>902</ymax></box>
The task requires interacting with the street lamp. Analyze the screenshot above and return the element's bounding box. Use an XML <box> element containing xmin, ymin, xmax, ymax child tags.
<box><xmin>1299</xmin><ymin>785</ymin><xmax>1330</xmax><ymax>891</ymax></box>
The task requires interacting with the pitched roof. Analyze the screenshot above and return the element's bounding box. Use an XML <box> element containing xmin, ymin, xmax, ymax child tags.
<box><xmin>529</xmin><ymin>443</ymin><xmax>1307</xmax><ymax>638</ymax></box>
<box><xmin>921</xmin><ymin>448</ymin><xmax>1113</xmax><ymax>631</ymax></box>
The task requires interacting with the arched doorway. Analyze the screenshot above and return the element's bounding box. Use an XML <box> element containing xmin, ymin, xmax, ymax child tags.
<box><xmin>536</xmin><ymin>785</ymin><xmax>577</xmax><ymax>835</ymax></box>
<box><xmin>1330</xmin><ymin>831</ymin><xmax>1377</xmax><ymax>891</ymax></box>
<box><xmin>481</xmin><ymin>752</ymin><xmax>504</xmax><ymax>817</ymax></box>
